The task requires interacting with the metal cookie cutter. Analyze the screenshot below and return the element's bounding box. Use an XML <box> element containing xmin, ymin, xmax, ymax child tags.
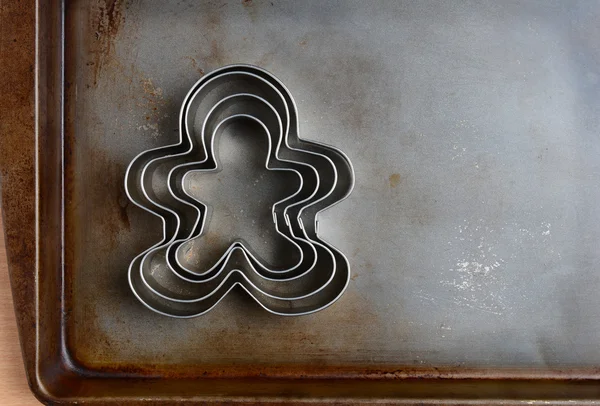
<box><xmin>125</xmin><ymin>64</ymin><xmax>355</xmax><ymax>317</ymax></box>
<box><xmin>125</xmin><ymin>65</ymin><xmax>352</xmax><ymax>316</ymax></box>
<box><xmin>125</xmin><ymin>66</ymin><xmax>352</xmax><ymax>318</ymax></box>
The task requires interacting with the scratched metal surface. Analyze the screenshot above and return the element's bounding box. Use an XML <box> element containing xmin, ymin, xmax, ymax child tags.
<box><xmin>65</xmin><ymin>0</ymin><xmax>600</xmax><ymax>370</ymax></box>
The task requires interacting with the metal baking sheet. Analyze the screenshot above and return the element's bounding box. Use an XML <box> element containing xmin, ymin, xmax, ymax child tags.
<box><xmin>2</xmin><ymin>0</ymin><xmax>600</xmax><ymax>403</ymax></box>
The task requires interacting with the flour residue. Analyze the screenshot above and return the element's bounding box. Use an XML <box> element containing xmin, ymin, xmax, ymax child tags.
<box><xmin>435</xmin><ymin>218</ymin><xmax>560</xmax><ymax>316</ymax></box>
<box><xmin>442</xmin><ymin>218</ymin><xmax>508</xmax><ymax>315</ymax></box>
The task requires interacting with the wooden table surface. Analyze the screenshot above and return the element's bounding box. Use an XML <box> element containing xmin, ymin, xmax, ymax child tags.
<box><xmin>0</xmin><ymin>213</ymin><xmax>39</xmax><ymax>404</ymax></box>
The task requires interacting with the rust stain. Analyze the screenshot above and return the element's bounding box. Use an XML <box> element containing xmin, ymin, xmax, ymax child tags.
<box><xmin>138</xmin><ymin>76</ymin><xmax>168</xmax><ymax>127</ymax></box>
<box><xmin>206</xmin><ymin>5</ymin><xmax>221</xmax><ymax>29</ymax></box>
<box><xmin>181</xmin><ymin>231</ymin><xmax>229</xmax><ymax>269</ymax></box>
<box><xmin>87</xmin><ymin>148</ymin><xmax>130</xmax><ymax>250</ymax></box>
<box><xmin>183</xmin><ymin>56</ymin><xmax>205</xmax><ymax>76</ymax></box>
<box><xmin>299</xmin><ymin>39</ymin><xmax>308</xmax><ymax>48</ymax></box>
<box><xmin>388</xmin><ymin>173</ymin><xmax>401</xmax><ymax>188</ymax></box>
<box><xmin>180</xmin><ymin>242</ymin><xmax>195</xmax><ymax>264</ymax></box>
<box><xmin>241</xmin><ymin>0</ymin><xmax>258</xmax><ymax>24</ymax></box>
<box><xmin>89</xmin><ymin>0</ymin><xmax>124</xmax><ymax>87</ymax></box>
<box><xmin>0</xmin><ymin>0</ymin><xmax>38</xmax><ymax>391</ymax></box>
<box><xmin>117</xmin><ymin>185</ymin><xmax>130</xmax><ymax>231</ymax></box>
<box><xmin>141</xmin><ymin>77</ymin><xmax>162</xmax><ymax>98</ymax></box>
<box><xmin>256</xmin><ymin>51</ymin><xmax>273</xmax><ymax>67</ymax></box>
<box><xmin>71</xmin><ymin>302</ymin><xmax>114</xmax><ymax>366</ymax></box>
<box><xmin>209</xmin><ymin>39</ymin><xmax>226</xmax><ymax>66</ymax></box>
<box><xmin>198</xmin><ymin>5</ymin><xmax>232</xmax><ymax>68</ymax></box>
<box><xmin>93</xmin><ymin>58</ymin><xmax>170</xmax><ymax>137</ymax></box>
